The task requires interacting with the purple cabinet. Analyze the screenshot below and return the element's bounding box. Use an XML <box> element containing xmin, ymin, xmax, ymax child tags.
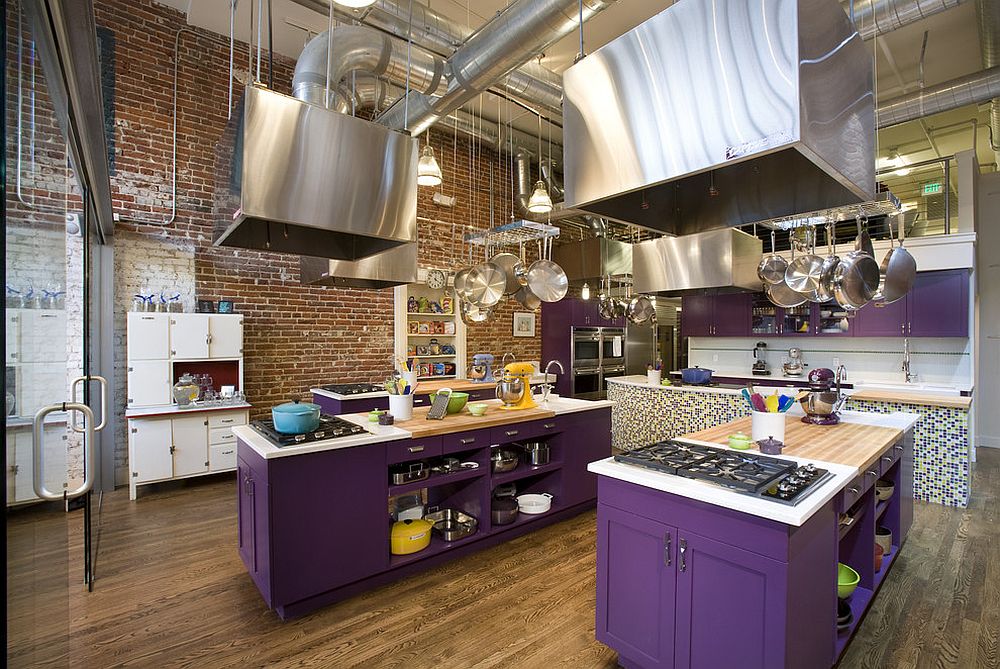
<box><xmin>680</xmin><ymin>296</ymin><xmax>713</xmax><ymax>337</ymax></box>
<box><xmin>237</xmin><ymin>455</ymin><xmax>271</xmax><ymax>606</ymax></box>
<box><xmin>562</xmin><ymin>409</ymin><xmax>613</xmax><ymax>506</ymax></box>
<box><xmin>854</xmin><ymin>269</ymin><xmax>969</xmax><ymax>338</ymax></box>
<box><xmin>680</xmin><ymin>294</ymin><xmax>749</xmax><ymax>337</ymax></box>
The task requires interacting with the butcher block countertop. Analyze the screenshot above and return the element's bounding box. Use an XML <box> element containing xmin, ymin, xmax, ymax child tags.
<box><xmin>848</xmin><ymin>388</ymin><xmax>972</xmax><ymax>410</ymax></box>
<box><xmin>350</xmin><ymin>400</ymin><xmax>557</xmax><ymax>438</ymax></box>
<box><xmin>683</xmin><ymin>415</ymin><xmax>905</xmax><ymax>473</ymax></box>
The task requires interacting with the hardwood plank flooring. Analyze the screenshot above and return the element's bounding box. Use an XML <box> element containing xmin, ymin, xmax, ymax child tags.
<box><xmin>6</xmin><ymin>449</ymin><xmax>1000</xmax><ymax>669</ymax></box>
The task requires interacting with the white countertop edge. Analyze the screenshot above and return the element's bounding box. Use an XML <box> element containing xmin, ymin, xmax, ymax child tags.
<box><xmin>668</xmin><ymin>369</ymin><xmax>973</xmax><ymax>394</ymax></box>
<box><xmin>125</xmin><ymin>403</ymin><xmax>252</xmax><ymax>418</ymax></box>
<box><xmin>233</xmin><ymin>423</ymin><xmax>410</xmax><ymax>459</ymax></box>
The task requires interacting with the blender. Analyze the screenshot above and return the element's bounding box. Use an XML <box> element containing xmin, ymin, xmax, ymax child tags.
<box><xmin>495</xmin><ymin>362</ymin><xmax>537</xmax><ymax>410</ymax></box>
<box><xmin>469</xmin><ymin>353</ymin><xmax>495</xmax><ymax>383</ymax></box>
<box><xmin>751</xmin><ymin>342</ymin><xmax>770</xmax><ymax>376</ymax></box>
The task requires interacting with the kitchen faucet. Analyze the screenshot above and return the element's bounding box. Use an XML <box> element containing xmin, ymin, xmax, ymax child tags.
<box><xmin>835</xmin><ymin>365</ymin><xmax>848</xmax><ymax>395</ymax></box>
<box><xmin>501</xmin><ymin>352</ymin><xmax>516</xmax><ymax>370</ymax></box>
<box><xmin>902</xmin><ymin>338</ymin><xmax>915</xmax><ymax>383</ymax></box>
<box><xmin>540</xmin><ymin>360</ymin><xmax>565</xmax><ymax>404</ymax></box>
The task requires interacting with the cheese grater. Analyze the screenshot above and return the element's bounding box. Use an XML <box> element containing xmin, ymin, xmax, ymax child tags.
<box><xmin>426</xmin><ymin>388</ymin><xmax>452</xmax><ymax>420</ymax></box>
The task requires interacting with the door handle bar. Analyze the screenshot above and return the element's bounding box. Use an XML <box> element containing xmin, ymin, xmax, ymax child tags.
<box><xmin>70</xmin><ymin>375</ymin><xmax>108</xmax><ymax>433</ymax></box>
<box><xmin>33</xmin><ymin>402</ymin><xmax>96</xmax><ymax>501</ymax></box>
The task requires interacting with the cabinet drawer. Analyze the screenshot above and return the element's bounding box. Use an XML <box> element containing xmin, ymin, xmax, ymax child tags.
<box><xmin>879</xmin><ymin>444</ymin><xmax>901</xmax><ymax>476</ymax></box>
<box><xmin>209</xmin><ymin>444</ymin><xmax>237</xmax><ymax>471</ymax></box>
<box><xmin>411</xmin><ymin>394</ymin><xmax>431</xmax><ymax>408</ymax></box>
<box><xmin>490</xmin><ymin>417</ymin><xmax>561</xmax><ymax>444</ymax></box>
<box><xmin>387</xmin><ymin>437</ymin><xmax>442</xmax><ymax>464</ymax></box>
<box><xmin>442</xmin><ymin>429</ymin><xmax>490</xmax><ymax>455</ymax></box>
<box><xmin>465</xmin><ymin>389</ymin><xmax>493</xmax><ymax>402</ymax></box>
<box><xmin>210</xmin><ymin>427</ymin><xmax>237</xmax><ymax>446</ymax></box>
<box><xmin>838</xmin><ymin>474</ymin><xmax>865</xmax><ymax>512</ymax></box>
<box><xmin>208</xmin><ymin>411</ymin><xmax>247</xmax><ymax>429</ymax></box>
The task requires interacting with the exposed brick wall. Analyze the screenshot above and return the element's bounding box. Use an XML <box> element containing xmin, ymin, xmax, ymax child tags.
<box><xmin>93</xmin><ymin>0</ymin><xmax>540</xmax><ymax>485</ymax></box>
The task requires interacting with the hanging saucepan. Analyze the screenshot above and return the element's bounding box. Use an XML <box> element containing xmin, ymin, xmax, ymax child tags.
<box><xmin>514</xmin><ymin>285</ymin><xmax>541</xmax><ymax>310</ymax></box>
<box><xmin>453</xmin><ymin>267</ymin><xmax>472</xmax><ymax>298</ymax></box>
<box><xmin>490</xmin><ymin>251</ymin><xmax>527</xmax><ymax>295</ymax></box>
<box><xmin>757</xmin><ymin>230</ymin><xmax>788</xmax><ymax>285</ymax></box>
<box><xmin>459</xmin><ymin>298</ymin><xmax>492</xmax><ymax>324</ymax></box>
<box><xmin>832</xmin><ymin>247</ymin><xmax>880</xmax><ymax>310</ymax></box>
<box><xmin>464</xmin><ymin>261</ymin><xmax>506</xmax><ymax>308</ymax></box>
<box><xmin>855</xmin><ymin>215</ymin><xmax>875</xmax><ymax>258</ymax></box>
<box><xmin>874</xmin><ymin>213</ymin><xmax>917</xmax><ymax>305</ymax></box>
<box><xmin>525</xmin><ymin>236</ymin><xmax>568</xmax><ymax>303</ymax></box>
<box><xmin>597</xmin><ymin>277</ymin><xmax>616</xmax><ymax>319</ymax></box>
<box><xmin>765</xmin><ymin>280</ymin><xmax>808</xmax><ymax>308</ymax></box>
<box><xmin>627</xmin><ymin>295</ymin><xmax>656</xmax><ymax>325</ymax></box>
<box><xmin>785</xmin><ymin>230</ymin><xmax>823</xmax><ymax>297</ymax></box>
<box><xmin>814</xmin><ymin>223</ymin><xmax>839</xmax><ymax>303</ymax></box>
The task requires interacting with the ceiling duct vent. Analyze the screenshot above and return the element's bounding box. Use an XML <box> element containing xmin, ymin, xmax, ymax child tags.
<box><xmin>562</xmin><ymin>0</ymin><xmax>875</xmax><ymax>236</ymax></box>
<box><xmin>214</xmin><ymin>86</ymin><xmax>418</xmax><ymax>260</ymax></box>
<box><xmin>632</xmin><ymin>228</ymin><xmax>762</xmax><ymax>296</ymax></box>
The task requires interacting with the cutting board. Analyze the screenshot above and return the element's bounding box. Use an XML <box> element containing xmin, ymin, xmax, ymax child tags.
<box><xmin>353</xmin><ymin>400</ymin><xmax>556</xmax><ymax>438</ymax></box>
<box><xmin>684</xmin><ymin>416</ymin><xmax>903</xmax><ymax>472</ymax></box>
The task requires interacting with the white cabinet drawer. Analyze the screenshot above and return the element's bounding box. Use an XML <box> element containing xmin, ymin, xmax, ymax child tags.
<box><xmin>210</xmin><ymin>427</ymin><xmax>237</xmax><ymax>446</ymax></box>
<box><xmin>208</xmin><ymin>411</ymin><xmax>247</xmax><ymax>429</ymax></box>
<box><xmin>209</xmin><ymin>444</ymin><xmax>237</xmax><ymax>472</ymax></box>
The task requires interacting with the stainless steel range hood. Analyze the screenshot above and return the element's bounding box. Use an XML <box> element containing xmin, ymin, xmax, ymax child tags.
<box><xmin>562</xmin><ymin>0</ymin><xmax>875</xmax><ymax>235</ymax></box>
<box><xmin>633</xmin><ymin>229</ymin><xmax>762</xmax><ymax>296</ymax></box>
<box><xmin>214</xmin><ymin>86</ymin><xmax>418</xmax><ymax>260</ymax></box>
<box><xmin>553</xmin><ymin>237</ymin><xmax>632</xmax><ymax>283</ymax></box>
<box><xmin>299</xmin><ymin>242</ymin><xmax>418</xmax><ymax>289</ymax></box>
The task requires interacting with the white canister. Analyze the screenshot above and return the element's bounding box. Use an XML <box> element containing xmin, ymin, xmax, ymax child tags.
<box><xmin>647</xmin><ymin>370</ymin><xmax>662</xmax><ymax>386</ymax></box>
<box><xmin>389</xmin><ymin>393</ymin><xmax>414</xmax><ymax>421</ymax></box>
<box><xmin>751</xmin><ymin>411</ymin><xmax>786</xmax><ymax>444</ymax></box>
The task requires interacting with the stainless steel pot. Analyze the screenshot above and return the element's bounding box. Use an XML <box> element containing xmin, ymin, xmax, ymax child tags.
<box><xmin>491</xmin><ymin>496</ymin><xmax>519</xmax><ymax>525</ymax></box>
<box><xmin>491</xmin><ymin>447</ymin><xmax>519</xmax><ymax>473</ymax></box>
<box><xmin>522</xmin><ymin>441</ymin><xmax>550</xmax><ymax>466</ymax></box>
<box><xmin>465</xmin><ymin>262</ymin><xmax>505</xmax><ymax>307</ymax></box>
<box><xmin>757</xmin><ymin>231</ymin><xmax>788</xmax><ymax>285</ymax></box>
<box><xmin>490</xmin><ymin>252</ymin><xmax>527</xmax><ymax>295</ymax></box>
<box><xmin>799</xmin><ymin>390</ymin><xmax>846</xmax><ymax>417</ymax></box>
<box><xmin>875</xmin><ymin>213</ymin><xmax>917</xmax><ymax>305</ymax></box>
<box><xmin>627</xmin><ymin>295</ymin><xmax>656</xmax><ymax>325</ymax></box>
<box><xmin>525</xmin><ymin>237</ymin><xmax>568</xmax><ymax>303</ymax></box>
<box><xmin>424</xmin><ymin>508</ymin><xmax>478</xmax><ymax>542</ymax></box>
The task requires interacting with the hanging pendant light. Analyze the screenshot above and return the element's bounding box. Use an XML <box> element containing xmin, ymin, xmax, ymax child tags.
<box><xmin>527</xmin><ymin>180</ymin><xmax>553</xmax><ymax>213</ymax></box>
<box><xmin>332</xmin><ymin>0</ymin><xmax>377</xmax><ymax>8</ymax></box>
<box><xmin>581</xmin><ymin>282</ymin><xmax>591</xmax><ymax>300</ymax></box>
<box><xmin>417</xmin><ymin>144</ymin><xmax>442</xmax><ymax>187</ymax></box>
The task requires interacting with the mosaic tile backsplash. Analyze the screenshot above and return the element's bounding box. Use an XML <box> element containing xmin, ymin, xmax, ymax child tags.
<box><xmin>608</xmin><ymin>383</ymin><xmax>970</xmax><ymax>507</ymax></box>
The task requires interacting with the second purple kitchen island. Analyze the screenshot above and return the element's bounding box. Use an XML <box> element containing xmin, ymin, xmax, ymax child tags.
<box><xmin>588</xmin><ymin>411</ymin><xmax>917</xmax><ymax>669</ymax></box>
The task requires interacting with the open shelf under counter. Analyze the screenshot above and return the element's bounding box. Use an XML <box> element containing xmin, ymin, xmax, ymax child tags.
<box><xmin>835</xmin><ymin>586</ymin><xmax>874</xmax><ymax>659</ymax></box>
<box><xmin>873</xmin><ymin>543</ymin><xmax>900</xmax><ymax>589</ymax></box>
<box><xmin>388</xmin><ymin>466</ymin><xmax>486</xmax><ymax>496</ymax></box>
<box><xmin>491</xmin><ymin>499</ymin><xmax>566</xmax><ymax>533</ymax></box>
<box><xmin>389</xmin><ymin>530</ymin><xmax>482</xmax><ymax>569</ymax></box>
<box><xmin>491</xmin><ymin>461</ymin><xmax>562</xmax><ymax>487</ymax></box>
<box><xmin>875</xmin><ymin>498</ymin><xmax>890</xmax><ymax>521</ymax></box>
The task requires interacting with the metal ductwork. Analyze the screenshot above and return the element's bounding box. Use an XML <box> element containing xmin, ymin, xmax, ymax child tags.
<box><xmin>876</xmin><ymin>65</ymin><xmax>1000</xmax><ymax>127</ymax></box>
<box><xmin>377</xmin><ymin>0</ymin><xmax>616</xmax><ymax>136</ymax></box>
<box><xmin>289</xmin><ymin>0</ymin><xmax>563</xmax><ymax>116</ymax></box>
<box><xmin>632</xmin><ymin>229</ymin><xmax>763</xmax><ymax>296</ymax></box>
<box><xmin>844</xmin><ymin>0</ymin><xmax>967</xmax><ymax>40</ymax></box>
<box><xmin>562</xmin><ymin>0</ymin><xmax>874</xmax><ymax>237</ymax></box>
<box><xmin>300</xmin><ymin>241</ymin><xmax>418</xmax><ymax>288</ymax></box>
<box><xmin>213</xmin><ymin>86</ymin><xmax>417</xmax><ymax>260</ymax></box>
<box><xmin>976</xmin><ymin>0</ymin><xmax>1000</xmax><ymax>167</ymax></box>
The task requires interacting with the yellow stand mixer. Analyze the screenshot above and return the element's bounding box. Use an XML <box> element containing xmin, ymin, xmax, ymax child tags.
<box><xmin>495</xmin><ymin>362</ymin><xmax>537</xmax><ymax>410</ymax></box>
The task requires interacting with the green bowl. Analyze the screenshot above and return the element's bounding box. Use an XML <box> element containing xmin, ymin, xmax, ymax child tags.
<box><xmin>467</xmin><ymin>402</ymin><xmax>488</xmax><ymax>416</ymax></box>
<box><xmin>837</xmin><ymin>562</ymin><xmax>860</xmax><ymax>599</ymax></box>
<box><xmin>429</xmin><ymin>392</ymin><xmax>469</xmax><ymax>414</ymax></box>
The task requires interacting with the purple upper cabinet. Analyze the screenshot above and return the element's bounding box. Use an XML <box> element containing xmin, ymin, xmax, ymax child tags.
<box><xmin>712</xmin><ymin>294</ymin><xmax>751</xmax><ymax>336</ymax></box>
<box><xmin>853</xmin><ymin>298</ymin><xmax>907</xmax><ymax>337</ymax></box>
<box><xmin>908</xmin><ymin>269</ymin><xmax>969</xmax><ymax>337</ymax></box>
<box><xmin>680</xmin><ymin>296</ymin><xmax>713</xmax><ymax>337</ymax></box>
<box><xmin>596</xmin><ymin>504</ymin><xmax>677</xmax><ymax>669</ymax></box>
<box><xmin>673</xmin><ymin>531</ymin><xmax>787</xmax><ymax>669</ymax></box>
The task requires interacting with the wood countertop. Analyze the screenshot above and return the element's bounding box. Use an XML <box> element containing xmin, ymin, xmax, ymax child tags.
<box><xmin>848</xmin><ymin>389</ymin><xmax>972</xmax><ymax>410</ymax></box>
<box><xmin>682</xmin><ymin>416</ymin><xmax>903</xmax><ymax>472</ymax></box>
<box><xmin>349</xmin><ymin>399</ymin><xmax>556</xmax><ymax>438</ymax></box>
<box><xmin>414</xmin><ymin>378</ymin><xmax>547</xmax><ymax>395</ymax></box>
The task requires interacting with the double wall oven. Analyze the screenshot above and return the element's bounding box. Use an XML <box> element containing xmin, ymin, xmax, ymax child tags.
<box><xmin>571</xmin><ymin>327</ymin><xmax>625</xmax><ymax>400</ymax></box>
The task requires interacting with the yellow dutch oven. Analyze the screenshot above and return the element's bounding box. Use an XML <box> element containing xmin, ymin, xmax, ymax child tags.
<box><xmin>390</xmin><ymin>518</ymin><xmax>433</xmax><ymax>555</ymax></box>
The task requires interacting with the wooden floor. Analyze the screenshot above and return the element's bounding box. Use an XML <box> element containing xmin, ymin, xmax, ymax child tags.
<box><xmin>6</xmin><ymin>449</ymin><xmax>1000</xmax><ymax>669</ymax></box>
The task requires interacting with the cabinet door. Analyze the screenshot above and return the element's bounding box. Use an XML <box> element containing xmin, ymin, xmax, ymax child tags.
<box><xmin>20</xmin><ymin>311</ymin><xmax>66</xmax><ymax>363</ymax></box>
<box><xmin>6</xmin><ymin>311</ymin><xmax>20</xmax><ymax>364</ymax></box>
<box><xmin>908</xmin><ymin>270</ymin><xmax>969</xmax><ymax>337</ymax></box>
<box><xmin>13</xmin><ymin>431</ymin><xmax>37</xmax><ymax>502</ymax></box>
<box><xmin>712</xmin><ymin>294</ymin><xmax>750</xmax><ymax>336</ymax></box>
<box><xmin>780</xmin><ymin>304</ymin><xmax>812</xmax><ymax>336</ymax></box>
<box><xmin>562</xmin><ymin>412</ymin><xmax>612</xmax><ymax>506</ymax></box>
<box><xmin>573</xmin><ymin>299</ymin><xmax>602</xmax><ymax>326</ymax></box>
<box><xmin>237</xmin><ymin>458</ymin><xmax>256</xmax><ymax>573</ymax></box>
<box><xmin>680</xmin><ymin>296</ymin><xmax>712</xmax><ymax>337</ymax></box>
<box><xmin>674</xmin><ymin>531</ymin><xmax>786</xmax><ymax>669</ymax></box>
<box><xmin>170</xmin><ymin>314</ymin><xmax>209</xmax><ymax>359</ymax></box>
<box><xmin>750</xmin><ymin>295</ymin><xmax>778</xmax><ymax>336</ymax></box>
<box><xmin>130</xmin><ymin>418</ymin><xmax>173</xmax><ymax>482</ymax></box>
<box><xmin>596</xmin><ymin>504</ymin><xmax>676</xmax><ymax>669</ymax></box>
<box><xmin>209</xmin><ymin>314</ymin><xmax>244</xmax><ymax>358</ymax></box>
<box><xmin>127</xmin><ymin>313</ymin><xmax>170</xmax><ymax>360</ymax></box>
<box><xmin>171</xmin><ymin>415</ymin><xmax>209</xmax><ymax>477</ymax></box>
<box><xmin>126</xmin><ymin>360</ymin><xmax>171</xmax><ymax>407</ymax></box>
<box><xmin>853</xmin><ymin>298</ymin><xmax>907</xmax><ymax>337</ymax></box>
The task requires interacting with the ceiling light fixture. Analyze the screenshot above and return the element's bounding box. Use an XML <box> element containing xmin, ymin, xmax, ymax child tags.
<box><xmin>417</xmin><ymin>144</ymin><xmax>442</xmax><ymax>187</ymax></box>
<box><xmin>331</xmin><ymin>0</ymin><xmax>377</xmax><ymax>8</ymax></box>
<box><xmin>528</xmin><ymin>180</ymin><xmax>553</xmax><ymax>213</ymax></box>
<box><xmin>887</xmin><ymin>149</ymin><xmax>910</xmax><ymax>177</ymax></box>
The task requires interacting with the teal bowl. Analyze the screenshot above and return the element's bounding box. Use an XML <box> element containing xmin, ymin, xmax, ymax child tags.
<box><xmin>429</xmin><ymin>392</ymin><xmax>469</xmax><ymax>414</ymax></box>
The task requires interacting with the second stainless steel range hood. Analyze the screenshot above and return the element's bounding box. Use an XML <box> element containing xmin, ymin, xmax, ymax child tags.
<box><xmin>214</xmin><ymin>86</ymin><xmax>418</xmax><ymax>260</ymax></box>
<box><xmin>632</xmin><ymin>229</ymin><xmax>762</xmax><ymax>296</ymax></box>
<box><xmin>562</xmin><ymin>0</ymin><xmax>875</xmax><ymax>235</ymax></box>
<box><xmin>299</xmin><ymin>242</ymin><xmax>418</xmax><ymax>289</ymax></box>
<box><xmin>553</xmin><ymin>237</ymin><xmax>632</xmax><ymax>283</ymax></box>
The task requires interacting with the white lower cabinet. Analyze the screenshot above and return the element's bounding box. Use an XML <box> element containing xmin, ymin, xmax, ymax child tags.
<box><xmin>128</xmin><ymin>408</ymin><xmax>248</xmax><ymax>500</ymax></box>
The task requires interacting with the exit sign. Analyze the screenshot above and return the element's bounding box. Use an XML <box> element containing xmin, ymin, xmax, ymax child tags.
<box><xmin>923</xmin><ymin>182</ymin><xmax>943</xmax><ymax>195</ymax></box>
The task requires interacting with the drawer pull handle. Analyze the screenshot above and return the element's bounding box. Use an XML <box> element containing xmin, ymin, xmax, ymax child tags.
<box><xmin>867</xmin><ymin>470</ymin><xmax>878</xmax><ymax>477</ymax></box>
<box><xmin>505</xmin><ymin>430</ymin><xmax>519</xmax><ymax>437</ymax></box>
<box><xmin>679</xmin><ymin>539</ymin><xmax>687</xmax><ymax>572</ymax></box>
<box><xmin>882</xmin><ymin>456</ymin><xmax>893</xmax><ymax>463</ymax></box>
<box><xmin>408</xmin><ymin>446</ymin><xmax>425</xmax><ymax>453</ymax></box>
<box><xmin>460</xmin><ymin>438</ymin><xmax>476</xmax><ymax>445</ymax></box>
<box><xmin>894</xmin><ymin>445</ymin><xmax>903</xmax><ymax>451</ymax></box>
<box><xmin>664</xmin><ymin>533</ymin><xmax>671</xmax><ymax>567</ymax></box>
<box><xmin>543</xmin><ymin>423</ymin><xmax>556</xmax><ymax>429</ymax></box>
<box><xmin>221</xmin><ymin>419</ymin><xmax>234</xmax><ymax>424</ymax></box>
<box><xmin>847</xmin><ymin>487</ymin><xmax>859</xmax><ymax>495</ymax></box>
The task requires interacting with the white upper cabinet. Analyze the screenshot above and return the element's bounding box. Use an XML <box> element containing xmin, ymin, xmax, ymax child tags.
<box><xmin>127</xmin><ymin>313</ymin><xmax>170</xmax><ymax>360</ymax></box>
<box><xmin>127</xmin><ymin>360</ymin><xmax>171</xmax><ymax>407</ymax></box>
<box><xmin>208</xmin><ymin>315</ymin><xmax>243</xmax><ymax>359</ymax></box>
<box><xmin>5</xmin><ymin>311</ymin><xmax>20</xmax><ymax>364</ymax></box>
<box><xmin>170</xmin><ymin>314</ymin><xmax>210</xmax><ymax>359</ymax></box>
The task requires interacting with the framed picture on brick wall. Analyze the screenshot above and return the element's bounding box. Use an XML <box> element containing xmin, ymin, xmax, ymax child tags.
<box><xmin>513</xmin><ymin>312</ymin><xmax>535</xmax><ymax>337</ymax></box>
<box><xmin>218</xmin><ymin>300</ymin><xmax>235</xmax><ymax>314</ymax></box>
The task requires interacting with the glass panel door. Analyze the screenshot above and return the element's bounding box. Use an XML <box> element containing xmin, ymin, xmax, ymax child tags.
<box><xmin>781</xmin><ymin>305</ymin><xmax>812</xmax><ymax>336</ymax></box>
<box><xmin>816</xmin><ymin>300</ymin><xmax>852</xmax><ymax>335</ymax></box>
<box><xmin>6</xmin><ymin>1</ymin><xmax>95</xmax><ymax>664</ymax></box>
<box><xmin>750</xmin><ymin>295</ymin><xmax>778</xmax><ymax>335</ymax></box>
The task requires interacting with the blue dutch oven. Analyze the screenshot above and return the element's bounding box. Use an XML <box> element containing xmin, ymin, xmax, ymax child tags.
<box><xmin>272</xmin><ymin>399</ymin><xmax>322</xmax><ymax>434</ymax></box>
<box><xmin>680</xmin><ymin>366</ymin><xmax>713</xmax><ymax>385</ymax></box>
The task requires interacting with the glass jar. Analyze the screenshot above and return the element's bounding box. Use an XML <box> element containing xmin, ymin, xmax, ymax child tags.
<box><xmin>172</xmin><ymin>373</ymin><xmax>200</xmax><ymax>406</ymax></box>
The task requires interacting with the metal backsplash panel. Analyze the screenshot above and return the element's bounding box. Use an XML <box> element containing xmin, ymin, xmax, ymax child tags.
<box><xmin>214</xmin><ymin>86</ymin><xmax>418</xmax><ymax>260</ymax></box>
<box><xmin>562</xmin><ymin>0</ymin><xmax>874</xmax><ymax>235</ymax></box>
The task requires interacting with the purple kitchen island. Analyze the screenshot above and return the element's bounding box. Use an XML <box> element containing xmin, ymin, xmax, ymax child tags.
<box><xmin>233</xmin><ymin>397</ymin><xmax>612</xmax><ymax>620</ymax></box>
<box><xmin>588</xmin><ymin>411</ymin><xmax>918</xmax><ymax>669</ymax></box>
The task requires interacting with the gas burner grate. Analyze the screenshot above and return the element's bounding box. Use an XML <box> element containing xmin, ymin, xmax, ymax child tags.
<box><xmin>251</xmin><ymin>415</ymin><xmax>368</xmax><ymax>447</ymax></box>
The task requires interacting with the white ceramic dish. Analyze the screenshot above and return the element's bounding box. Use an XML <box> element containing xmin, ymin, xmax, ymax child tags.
<box><xmin>516</xmin><ymin>492</ymin><xmax>553</xmax><ymax>514</ymax></box>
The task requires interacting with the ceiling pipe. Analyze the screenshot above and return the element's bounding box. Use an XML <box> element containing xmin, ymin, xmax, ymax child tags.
<box><xmin>876</xmin><ymin>65</ymin><xmax>1000</xmax><ymax>128</ymax></box>
<box><xmin>376</xmin><ymin>0</ymin><xmax>617</xmax><ymax>137</ymax></box>
<box><xmin>843</xmin><ymin>0</ymin><xmax>968</xmax><ymax>40</ymax></box>
<box><xmin>975</xmin><ymin>0</ymin><xmax>1000</xmax><ymax>168</ymax></box>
